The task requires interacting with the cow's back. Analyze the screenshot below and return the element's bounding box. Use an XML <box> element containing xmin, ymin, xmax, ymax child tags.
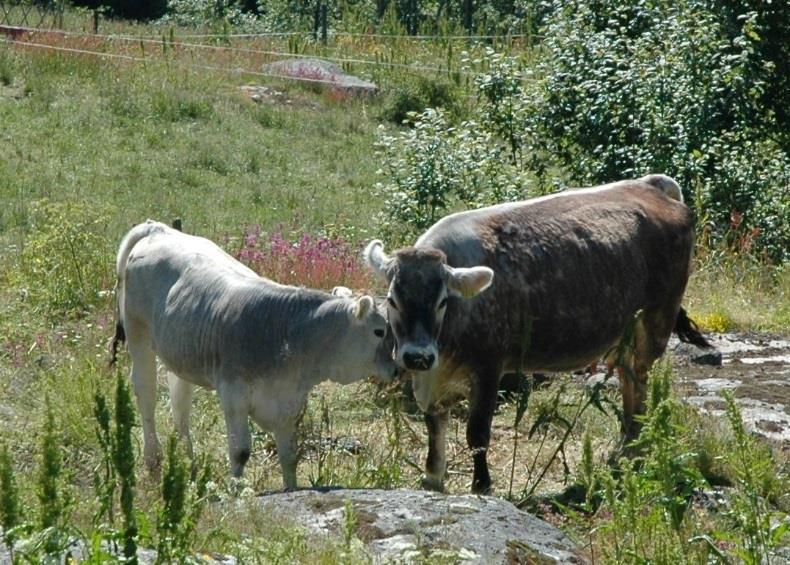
<box><xmin>419</xmin><ymin>182</ymin><xmax>694</xmax><ymax>372</ymax></box>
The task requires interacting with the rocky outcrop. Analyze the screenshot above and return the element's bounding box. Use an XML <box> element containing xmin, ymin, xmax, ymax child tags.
<box><xmin>257</xmin><ymin>488</ymin><xmax>586</xmax><ymax>563</ymax></box>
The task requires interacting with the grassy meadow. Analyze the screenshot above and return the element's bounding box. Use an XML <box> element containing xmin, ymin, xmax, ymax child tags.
<box><xmin>0</xmin><ymin>17</ymin><xmax>788</xmax><ymax>563</ymax></box>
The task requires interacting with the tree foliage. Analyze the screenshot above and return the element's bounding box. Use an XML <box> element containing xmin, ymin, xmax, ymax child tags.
<box><xmin>377</xmin><ymin>0</ymin><xmax>789</xmax><ymax>260</ymax></box>
<box><xmin>524</xmin><ymin>0</ymin><xmax>789</xmax><ymax>261</ymax></box>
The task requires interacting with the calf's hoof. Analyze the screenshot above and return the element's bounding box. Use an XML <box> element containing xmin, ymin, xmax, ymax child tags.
<box><xmin>420</xmin><ymin>475</ymin><xmax>445</xmax><ymax>493</ymax></box>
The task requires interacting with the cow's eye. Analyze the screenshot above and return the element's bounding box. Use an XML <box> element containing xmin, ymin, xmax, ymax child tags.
<box><xmin>374</xmin><ymin>329</ymin><xmax>385</xmax><ymax>338</ymax></box>
<box><xmin>438</xmin><ymin>297</ymin><xmax>448</xmax><ymax>310</ymax></box>
<box><xmin>387</xmin><ymin>296</ymin><xmax>398</xmax><ymax>311</ymax></box>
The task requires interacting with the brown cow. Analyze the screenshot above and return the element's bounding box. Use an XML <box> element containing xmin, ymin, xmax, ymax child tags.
<box><xmin>365</xmin><ymin>174</ymin><xmax>710</xmax><ymax>494</ymax></box>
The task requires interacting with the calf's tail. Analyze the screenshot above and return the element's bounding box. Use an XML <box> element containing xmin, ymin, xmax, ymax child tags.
<box><xmin>674</xmin><ymin>307</ymin><xmax>711</xmax><ymax>349</ymax></box>
<box><xmin>109</xmin><ymin>321</ymin><xmax>126</xmax><ymax>368</ymax></box>
<box><xmin>109</xmin><ymin>220</ymin><xmax>168</xmax><ymax>367</ymax></box>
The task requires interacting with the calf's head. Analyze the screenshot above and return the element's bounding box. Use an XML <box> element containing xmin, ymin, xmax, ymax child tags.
<box><xmin>332</xmin><ymin>293</ymin><xmax>397</xmax><ymax>384</ymax></box>
<box><xmin>364</xmin><ymin>240</ymin><xmax>493</xmax><ymax>371</ymax></box>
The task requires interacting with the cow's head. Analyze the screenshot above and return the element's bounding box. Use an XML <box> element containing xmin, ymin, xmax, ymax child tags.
<box><xmin>331</xmin><ymin>290</ymin><xmax>397</xmax><ymax>384</ymax></box>
<box><xmin>364</xmin><ymin>240</ymin><xmax>494</xmax><ymax>371</ymax></box>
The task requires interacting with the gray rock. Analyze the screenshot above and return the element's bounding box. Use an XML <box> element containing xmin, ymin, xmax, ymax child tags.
<box><xmin>261</xmin><ymin>58</ymin><xmax>378</xmax><ymax>96</ymax></box>
<box><xmin>585</xmin><ymin>371</ymin><xmax>619</xmax><ymax>391</ymax></box>
<box><xmin>674</xmin><ymin>342</ymin><xmax>723</xmax><ymax>366</ymax></box>
<box><xmin>256</xmin><ymin>488</ymin><xmax>586</xmax><ymax>563</ymax></box>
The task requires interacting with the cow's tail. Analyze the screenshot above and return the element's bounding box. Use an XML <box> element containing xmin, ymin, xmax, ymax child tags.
<box><xmin>674</xmin><ymin>307</ymin><xmax>712</xmax><ymax>349</ymax></box>
<box><xmin>109</xmin><ymin>220</ymin><xmax>167</xmax><ymax>367</ymax></box>
<box><xmin>640</xmin><ymin>174</ymin><xmax>683</xmax><ymax>203</ymax></box>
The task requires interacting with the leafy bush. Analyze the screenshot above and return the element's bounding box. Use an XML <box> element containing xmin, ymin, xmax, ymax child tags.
<box><xmin>377</xmin><ymin>2</ymin><xmax>789</xmax><ymax>259</ymax></box>
<box><xmin>11</xmin><ymin>200</ymin><xmax>113</xmax><ymax>320</ymax></box>
<box><xmin>160</xmin><ymin>0</ymin><xmax>262</xmax><ymax>29</ymax></box>
<box><xmin>523</xmin><ymin>0</ymin><xmax>790</xmax><ymax>261</ymax></box>
<box><xmin>73</xmin><ymin>0</ymin><xmax>168</xmax><ymax>20</ymax></box>
<box><xmin>380</xmin><ymin>75</ymin><xmax>462</xmax><ymax>125</ymax></box>
<box><xmin>375</xmin><ymin>52</ymin><xmax>531</xmax><ymax>243</ymax></box>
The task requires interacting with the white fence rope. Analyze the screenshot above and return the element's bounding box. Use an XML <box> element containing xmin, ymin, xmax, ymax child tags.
<box><xmin>0</xmin><ymin>25</ymin><xmax>487</xmax><ymax>76</ymax></box>
<box><xmin>0</xmin><ymin>36</ymin><xmax>368</xmax><ymax>86</ymax></box>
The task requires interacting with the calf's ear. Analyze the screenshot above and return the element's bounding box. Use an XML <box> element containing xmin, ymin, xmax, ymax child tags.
<box><xmin>352</xmin><ymin>295</ymin><xmax>375</xmax><ymax>320</ymax></box>
<box><xmin>444</xmin><ymin>265</ymin><xmax>494</xmax><ymax>298</ymax></box>
<box><xmin>363</xmin><ymin>240</ymin><xmax>392</xmax><ymax>282</ymax></box>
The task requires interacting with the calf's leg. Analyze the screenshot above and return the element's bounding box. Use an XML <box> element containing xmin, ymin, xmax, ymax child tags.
<box><xmin>167</xmin><ymin>372</ymin><xmax>195</xmax><ymax>459</ymax></box>
<box><xmin>127</xmin><ymin>337</ymin><xmax>160</xmax><ymax>470</ymax></box>
<box><xmin>273</xmin><ymin>422</ymin><xmax>299</xmax><ymax>490</ymax></box>
<box><xmin>218</xmin><ymin>383</ymin><xmax>251</xmax><ymax>478</ymax></box>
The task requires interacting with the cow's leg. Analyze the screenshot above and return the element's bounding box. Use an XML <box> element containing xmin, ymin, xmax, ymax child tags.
<box><xmin>619</xmin><ymin>306</ymin><xmax>678</xmax><ymax>442</ymax></box>
<box><xmin>421</xmin><ymin>409</ymin><xmax>449</xmax><ymax>492</ymax></box>
<box><xmin>167</xmin><ymin>372</ymin><xmax>194</xmax><ymax>459</ymax></box>
<box><xmin>218</xmin><ymin>384</ymin><xmax>251</xmax><ymax>478</ymax></box>
<box><xmin>273</xmin><ymin>422</ymin><xmax>299</xmax><ymax>490</ymax></box>
<box><xmin>467</xmin><ymin>368</ymin><xmax>500</xmax><ymax>494</ymax></box>
<box><xmin>127</xmin><ymin>336</ymin><xmax>161</xmax><ymax>471</ymax></box>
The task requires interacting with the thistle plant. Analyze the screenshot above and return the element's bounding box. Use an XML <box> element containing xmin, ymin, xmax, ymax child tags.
<box><xmin>721</xmin><ymin>391</ymin><xmax>789</xmax><ymax>564</ymax></box>
<box><xmin>113</xmin><ymin>375</ymin><xmax>137</xmax><ymax>562</ymax></box>
<box><xmin>157</xmin><ymin>436</ymin><xmax>188</xmax><ymax>564</ymax></box>
<box><xmin>38</xmin><ymin>396</ymin><xmax>64</xmax><ymax>532</ymax></box>
<box><xmin>156</xmin><ymin>436</ymin><xmax>210</xmax><ymax>564</ymax></box>
<box><xmin>92</xmin><ymin>389</ymin><xmax>115</xmax><ymax>528</ymax></box>
<box><xmin>0</xmin><ymin>444</ymin><xmax>20</xmax><ymax>554</ymax></box>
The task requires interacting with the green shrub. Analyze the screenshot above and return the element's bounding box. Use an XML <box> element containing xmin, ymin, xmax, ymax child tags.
<box><xmin>381</xmin><ymin>75</ymin><xmax>462</xmax><ymax>125</ymax></box>
<box><xmin>523</xmin><ymin>0</ymin><xmax>790</xmax><ymax>261</ymax></box>
<box><xmin>11</xmin><ymin>200</ymin><xmax>113</xmax><ymax>320</ymax></box>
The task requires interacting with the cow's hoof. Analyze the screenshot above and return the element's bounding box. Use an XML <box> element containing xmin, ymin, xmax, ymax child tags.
<box><xmin>471</xmin><ymin>483</ymin><xmax>493</xmax><ymax>496</ymax></box>
<box><xmin>144</xmin><ymin>454</ymin><xmax>162</xmax><ymax>474</ymax></box>
<box><xmin>420</xmin><ymin>475</ymin><xmax>445</xmax><ymax>493</ymax></box>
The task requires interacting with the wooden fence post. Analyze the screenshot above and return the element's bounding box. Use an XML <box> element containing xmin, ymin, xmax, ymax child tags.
<box><xmin>320</xmin><ymin>3</ymin><xmax>327</xmax><ymax>45</ymax></box>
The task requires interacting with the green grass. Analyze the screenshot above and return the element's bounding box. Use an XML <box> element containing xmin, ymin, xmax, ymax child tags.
<box><xmin>0</xmin><ymin>52</ymin><xmax>385</xmax><ymax>243</ymax></box>
<box><xmin>686</xmin><ymin>250</ymin><xmax>790</xmax><ymax>333</ymax></box>
<box><xmin>0</xmin><ymin>18</ymin><xmax>788</xmax><ymax>564</ymax></box>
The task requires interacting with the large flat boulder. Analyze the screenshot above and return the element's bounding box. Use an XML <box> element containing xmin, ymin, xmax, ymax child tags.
<box><xmin>261</xmin><ymin>58</ymin><xmax>377</xmax><ymax>96</ymax></box>
<box><xmin>257</xmin><ymin>488</ymin><xmax>586</xmax><ymax>563</ymax></box>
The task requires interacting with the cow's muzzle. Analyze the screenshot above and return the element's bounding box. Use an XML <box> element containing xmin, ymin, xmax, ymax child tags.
<box><xmin>403</xmin><ymin>351</ymin><xmax>435</xmax><ymax>371</ymax></box>
<box><xmin>399</xmin><ymin>343</ymin><xmax>438</xmax><ymax>371</ymax></box>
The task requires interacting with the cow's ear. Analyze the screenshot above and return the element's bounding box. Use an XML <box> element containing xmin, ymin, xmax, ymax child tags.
<box><xmin>444</xmin><ymin>265</ymin><xmax>494</xmax><ymax>298</ymax></box>
<box><xmin>363</xmin><ymin>240</ymin><xmax>393</xmax><ymax>282</ymax></box>
<box><xmin>352</xmin><ymin>295</ymin><xmax>375</xmax><ymax>320</ymax></box>
<box><xmin>332</xmin><ymin>286</ymin><xmax>353</xmax><ymax>298</ymax></box>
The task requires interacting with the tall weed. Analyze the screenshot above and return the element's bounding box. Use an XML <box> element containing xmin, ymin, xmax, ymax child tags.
<box><xmin>717</xmin><ymin>392</ymin><xmax>789</xmax><ymax>563</ymax></box>
<box><xmin>11</xmin><ymin>200</ymin><xmax>113</xmax><ymax>320</ymax></box>
<box><xmin>0</xmin><ymin>444</ymin><xmax>20</xmax><ymax>554</ymax></box>
<box><xmin>595</xmin><ymin>362</ymin><xmax>707</xmax><ymax>562</ymax></box>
